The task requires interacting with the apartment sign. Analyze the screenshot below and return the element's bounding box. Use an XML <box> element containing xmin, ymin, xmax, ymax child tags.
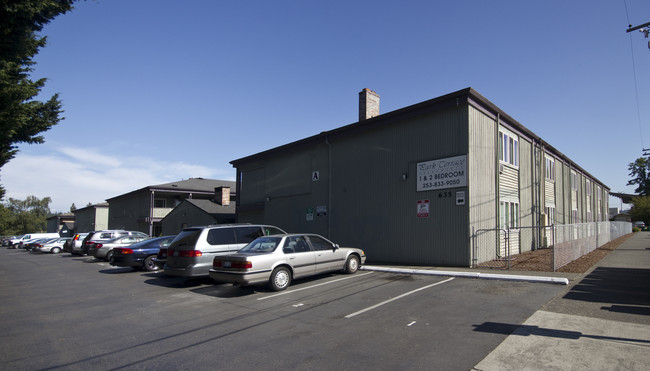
<box><xmin>417</xmin><ymin>155</ymin><xmax>467</xmax><ymax>192</ymax></box>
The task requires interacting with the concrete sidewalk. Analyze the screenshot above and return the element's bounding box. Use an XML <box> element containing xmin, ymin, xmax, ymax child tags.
<box><xmin>473</xmin><ymin>231</ymin><xmax>650</xmax><ymax>370</ymax></box>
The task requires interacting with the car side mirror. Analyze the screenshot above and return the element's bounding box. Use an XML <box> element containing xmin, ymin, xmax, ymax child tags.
<box><xmin>333</xmin><ymin>244</ymin><xmax>339</xmax><ymax>250</ymax></box>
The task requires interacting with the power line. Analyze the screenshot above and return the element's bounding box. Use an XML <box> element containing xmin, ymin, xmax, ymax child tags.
<box><xmin>623</xmin><ymin>0</ymin><xmax>646</xmax><ymax>150</ymax></box>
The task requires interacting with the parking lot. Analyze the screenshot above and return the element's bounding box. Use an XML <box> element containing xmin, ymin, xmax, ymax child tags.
<box><xmin>0</xmin><ymin>248</ymin><xmax>565</xmax><ymax>370</ymax></box>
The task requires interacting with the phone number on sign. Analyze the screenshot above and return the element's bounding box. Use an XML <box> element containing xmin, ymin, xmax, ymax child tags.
<box><xmin>419</xmin><ymin>179</ymin><xmax>461</xmax><ymax>189</ymax></box>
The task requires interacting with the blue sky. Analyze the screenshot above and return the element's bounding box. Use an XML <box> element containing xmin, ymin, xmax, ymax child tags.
<box><xmin>2</xmin><ymin>0</ymin><xmax>649</xmax><ymax>213</ymax></box>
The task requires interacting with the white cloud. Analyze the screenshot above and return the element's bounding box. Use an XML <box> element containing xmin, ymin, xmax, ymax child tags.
<box><xmin>1</xmin><ymin>145</ymin><xmax>233</xmax><ymax>213</ymax></box>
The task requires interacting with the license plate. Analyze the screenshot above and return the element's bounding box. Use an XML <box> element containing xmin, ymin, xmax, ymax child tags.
<box><xmin>223</xmin><ymin>261</ymin><xmax>231</xmax><ymax>268</ymax></box>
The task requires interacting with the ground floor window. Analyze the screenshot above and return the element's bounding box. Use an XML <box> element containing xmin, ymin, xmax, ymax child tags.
<box><xmin>545</xmin><ymin>206</ymin><xmax>555</xmax><ymax>226</ymax></box>
<box><xmin>500</xmin><ymin>201</ymin><xmax>519</xmax><ymax>229</ymax></box>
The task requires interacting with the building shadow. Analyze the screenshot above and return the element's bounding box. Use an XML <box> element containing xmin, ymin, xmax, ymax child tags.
<box><xmin>563</xmin><ymin>267</ymin><xmax>650</xmax><ymax>309</ymax></box>
<box><xmin>473</xmin><ymin>322</ymin><xmax>650</xmax><ymax>346</ymax></box>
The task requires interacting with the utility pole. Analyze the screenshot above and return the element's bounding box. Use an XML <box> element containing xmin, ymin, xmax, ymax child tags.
<box><xmin>627</xmin><ymin>21</ymin><xmax>650</xmax><ymax>49</ymax></box>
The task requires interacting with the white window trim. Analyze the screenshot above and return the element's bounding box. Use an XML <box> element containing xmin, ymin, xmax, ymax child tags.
<box><xmin>500</xmin><ymin>200</ymin><xmax>520</xmax><ymax>230</ymax></box>
<box><xmin>545</xmin><ymin>155</ymin><xmax>555</xmax><ymax>182</ymax></box>
<box><xmin>499</xmin><ymin>130</ymin><xmax>519</xmax><ymax>169</ymax></box>
<box><xmin>545</xmin><ymin>205</ymin><xmax>556</xmax><ymax>226</ymax></box>
<box><xmin>571</xmin><ymin>171</ymin><xmax>578</xmax><ymax>191</ymax></box>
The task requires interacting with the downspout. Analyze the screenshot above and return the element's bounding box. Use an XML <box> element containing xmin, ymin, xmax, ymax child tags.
<box><xmin>537</xmin><ymin>143</ymin><xmax>546</xmax><ymax>251</ymax></box>
<box><xmin>149</xmin><ymin>190</ymin><xmax>154</xmax><ymax>236</ymax></box>
<box><xmin>562</xmin><ymin>163</ymin><xmax>571</xmax><ymax>224</ymax></box>
<box><xmin>495</xmin><ymin>114</ymin><xmax>501</xmax><ymax>258</ymax></box>
<box><xmin>235</xmin><ymin>169</ymin><xmax>242</xmax><ymax>223</ymax></box>
<box><xmin>530</xmin><ymin>140</ymin><xmax>536</xmax><ymax>250</ymax></box>
<box><xmin>326</xmin><ymin>135</ymin><xmax>332</xmax><ymax>238</ymax></box>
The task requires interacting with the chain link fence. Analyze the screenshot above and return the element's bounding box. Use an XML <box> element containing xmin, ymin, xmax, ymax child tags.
<box><xmin>553</xmin><ymin>221</ymin><xmax>631</xmax><ymax>270</ymax></box>
<box><xmin>472</xmin><ymin>221</ymin><xmax>632</xmax><ymax>271</ymax></box>
<box><xmin>471</xmin><ymin>228</ymin><xmax>510</xmax><ymax>269</ymax></box>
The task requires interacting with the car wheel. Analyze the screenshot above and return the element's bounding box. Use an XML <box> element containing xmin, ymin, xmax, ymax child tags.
<box><xmin>269</xmin><ymin>266</ymin><xmax>291</xmax><ymax>291</ymax></box>
<box><xmin>51</xmin><ymin>247</ymin><xmax>61</xmax><ymax>254</ymax></box>
<box><xmin>143</xmin><ymin>255</ymin><xmax>158</xmax><ymax>272</ymax></box>
<box><xmin>344</xmin><ymin>255</ymin><xmax>359</xmax><ymax>274</ymax></box>
<box><xmin>106</xmin><ymin>250</ymin><xmax>114</xmax><ymax>262</ymax></box>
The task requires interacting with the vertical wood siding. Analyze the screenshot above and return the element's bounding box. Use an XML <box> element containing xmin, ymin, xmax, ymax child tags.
<box><xmin>554</xmin><ymin>159</ymin><xmax>565</xmax><ymax>224</ymax></box>
<box><xmin>468</xmin><ymin>106</ymin><xmax>497</xmax><ymax>265</ymax></box>
<box><xmin>519</xmin><ymin>138</ymin><xmax>533</xmax><ymax>252</ymax></box>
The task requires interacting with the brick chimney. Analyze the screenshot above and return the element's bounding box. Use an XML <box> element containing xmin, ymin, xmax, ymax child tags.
<box><xmin>215</xmin><ymin>186</ymin><xmax>230</xmax><ymax>206</ymax></box>
<box><xmin>359</xmin><ymin>88</ymin><xmax>380</xmax><ymax>121</ymax></box>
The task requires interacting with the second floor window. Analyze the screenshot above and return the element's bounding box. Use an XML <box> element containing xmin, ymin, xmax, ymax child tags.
<box><xmin>499</xmin><ymin>131</ymin><xmax>519</xmax><ymax>167</ymax></box>
<box><xmin>545</xmin><ymin>156</ymin><xmax>555</xmax><ymax>181</ymax></box>
<box><xmin>571</xmin><ymin>171</ymin><xmax>578</xmax><ymax>191</ymax></box>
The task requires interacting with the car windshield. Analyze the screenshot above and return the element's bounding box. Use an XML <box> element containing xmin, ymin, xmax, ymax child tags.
<box><xmin>239</xmin><ymin>237</ymin><xmax>282</xmax><ymax>253</ymax></box>
<box><xmin>130</xmin><ymin>236</ymin><xmax>175</xmax><ymax>249</ymax></box>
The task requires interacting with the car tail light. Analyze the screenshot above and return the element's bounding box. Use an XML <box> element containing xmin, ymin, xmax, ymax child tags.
<box><xmin>116</xmin><ymin>248</ymin><xmax>133</xmax><ymax>254</ymax></box>
<box><xmin>94</xmin><ymin>243</ymin><xmax>102</xmax><ymax>249</ymax></box>
<box><xmin>177</xmin><ymin>250</ymin><xmax>202</xmax><ymax>258</ymax></box>
<box><xmin>158</xmin><ymin>248</ymin><xmax>167</xmax><ymax>258</ymax></box>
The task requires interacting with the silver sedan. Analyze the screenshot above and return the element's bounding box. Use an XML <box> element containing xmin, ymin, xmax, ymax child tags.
<box><xmin>209</xmin><ymin>234</ymin><xmax>366</xmax><ymax>291</ymax></box>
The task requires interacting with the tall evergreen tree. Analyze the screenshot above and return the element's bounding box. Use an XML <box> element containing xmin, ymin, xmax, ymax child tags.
<box><xmin>0</xmin><ymin>0</ymin><xmax>75</xmax><ymax>172</ymax></box>
<box><xmin>627</xmin><ymin>157</ymin><xmax>650</xmax><ymax>196</ymax></box>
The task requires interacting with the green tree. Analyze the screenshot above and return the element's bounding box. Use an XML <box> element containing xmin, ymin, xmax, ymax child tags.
<box><xmin>0</xmin><ymin>202</ymin><xmax>12</xmax><ymax>234</ymax></box>
<box><xmin>629</xmin><ymin>196</ymin><xmax>650</xmax><ymax>225</ymax></box>
<box><xmin>3</xmin><ymin>195</ymin><xmax>51</xmax><ymax>234</ymax></box>
<box><xmin>627</xmin><ymin>157</ymin><xmax>649</xmax><ymax>196</ymax></box>
<box><xmin>0</xmin><ymin>0</ymin><xmax>75</xmax><ymax>171</ymax></box>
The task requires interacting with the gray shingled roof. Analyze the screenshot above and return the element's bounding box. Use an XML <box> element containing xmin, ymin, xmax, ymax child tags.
<box><xmin>150</xmin><ymin>178</ymin><xmax>235</xmax><ymax>192</ymax></box>
<box><xmin>107</xmin><ymin>178</ymin><xmax>235</xmax><ymax>201</ymax></box>
<box><xmin>183</xmin><ymin>198</ymin><xmax>236</xmax><ymax>216</ymax></box>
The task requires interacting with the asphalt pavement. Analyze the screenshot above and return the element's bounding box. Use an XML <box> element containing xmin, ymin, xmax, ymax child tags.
<box><xmin>471</xmin><ymin>231</ymin><xmax>650</xmax><ymax>370</ymax></box>
<box><xmin>361</xmin><ymin>231</ymin><xmax>650</xmax><ymax>370</ymax></box>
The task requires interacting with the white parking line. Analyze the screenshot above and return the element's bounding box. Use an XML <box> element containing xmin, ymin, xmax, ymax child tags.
<box><xmin>257</xmin><ymin>272</ymin><xmax>374</xmax><ymax>301</ymax></box>
<box><xmin>345</xmin><ymin>277</ymin><xmax>455</xmax><ymax>318</ymax></box>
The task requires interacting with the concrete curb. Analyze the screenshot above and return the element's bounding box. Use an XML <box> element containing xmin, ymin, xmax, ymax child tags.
<box><xmin>360</xmin><ymin>265</ymin><xmax>569</xmax><ymax>285</ymax></box>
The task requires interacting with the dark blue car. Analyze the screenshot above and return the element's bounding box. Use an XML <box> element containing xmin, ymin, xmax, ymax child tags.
<box><xmin>110</xmin><ymin>236</ymin><xmax>176</xmax><ymax>271</ymax></box>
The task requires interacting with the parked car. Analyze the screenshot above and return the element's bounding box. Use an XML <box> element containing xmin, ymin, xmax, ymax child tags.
<box><xmin>32</xmin><ymin>237</ymin><xmax>71</xmax><ymax>254</ymax></box>
<box><xmin>81</xmin><ymin>230</ymin><xmax>149</xmax><ymax>255</ymax></box>
<box><xmin>633</xmin><ymin>221</ymin><xmax>646</xmax><ymax>229</ymax></box>
<box><xmin>164</xmin><ymin>224</ymin><xmax>286</xmax><ymax>278</ymax></box>
<box><xmin>7</xmin><ymin>235</ymin><xmax>25</xmax><ymax>248</ymax></box>
<box><xmin>209</xmin><ymin>233</ymin><xmax>366</xmax><ymax>291</ymax></box>
<box><xmin>111</xmin><ymin>236</ymin><xmax>176</xmax><ymax>271</ymax></box>
<box><xmin>3</xmin><ymin>236</ymin><xmax>19</xmax><ymax>247</ymax></box>
<box><xmin>152</xmin><ymin>246</ymin><xmax>169</xmax><ymax>271</ymax></box>
<box><xmin>66</xmin><ymin>233</ymin><xmax>89</xmax><ymax>255</ymax></box>
<box><xmin>88</xmin><ymin>235</ymin><xmax>150</xmax><ymax>261</ymax></box>
<box><xmin>22</xmin><ymin>238</ymin><xmax>56</xmax><ymax>251</ymax></box>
